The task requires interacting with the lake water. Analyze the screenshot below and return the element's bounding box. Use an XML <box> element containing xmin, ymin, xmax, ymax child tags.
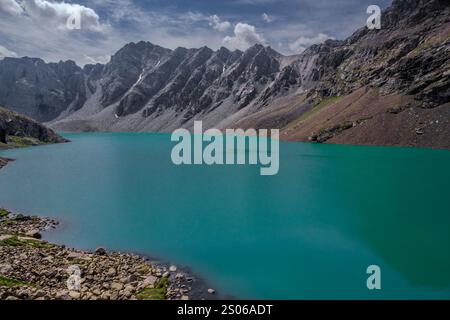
<box><xmin>1</xmin><ymin>133</ymin><xmax>450</xmax><ymax>299</ymax></box>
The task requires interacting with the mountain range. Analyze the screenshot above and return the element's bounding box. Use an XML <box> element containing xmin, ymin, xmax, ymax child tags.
<box><xmin>0</xmin><ymin>0</ymin><xmax>449</xmax><ymax>148</ymax></box>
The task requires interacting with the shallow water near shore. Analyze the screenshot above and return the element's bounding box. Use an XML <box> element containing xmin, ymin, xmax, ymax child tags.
<box><xmin>1</xmin><ymin>132</ymin><xmax>450</xmax><ymax>299</ymax></box>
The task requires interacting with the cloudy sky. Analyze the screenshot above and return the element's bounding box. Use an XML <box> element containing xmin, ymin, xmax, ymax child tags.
<box><xmin>0</xmin><ymin>0</ymin><xmax>392</xmax><ymax>66</ymax></box>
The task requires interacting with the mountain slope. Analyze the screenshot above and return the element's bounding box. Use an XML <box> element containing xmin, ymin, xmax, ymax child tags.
<box><xmin>276</xmin><ymin>0</ymin><xmax>450</xmax><ymax>148</ymax></box>
<box><xmin>0</xmin><ymin>106</ymin><xmax>67</xmax><ymax>147</ymax></box>
<box><xmin>0</xmin><ymin>0</ymin><xmax>448</xmax><ymax>148</ymax></box>
<box><xmin>0</xmin><ymin>58</ymin><xmax>87</xmax><ymax>122</ymax></box>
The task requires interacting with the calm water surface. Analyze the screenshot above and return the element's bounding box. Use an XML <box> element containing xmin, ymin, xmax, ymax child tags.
<box><xmin>1</xmin><ymin>133</ymin><xmax>450</xmax><ymax>299</ymax></box>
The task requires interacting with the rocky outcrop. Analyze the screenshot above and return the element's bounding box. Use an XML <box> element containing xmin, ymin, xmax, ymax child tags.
<box><xmin>0</xmin><ymin>157</ymin><xmax>12</xmax><ymax>170</ymax></box>
<box><xmin>0</xmin><ymin>106</ymin><xmax>67</xmax><ymax>145</ymax></box>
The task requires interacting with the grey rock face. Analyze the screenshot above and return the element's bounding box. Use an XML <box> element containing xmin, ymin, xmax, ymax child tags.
<box><xmin>0</xmin><ymin>106</ymin><xmax>67</xmax><ymax>143</ymax></box>
<box><xmin>0</xmin><ymin>0</ymin><xmax>448</xmax><ymax>134</ymax></box>
<box><xmin>0</xmin><ymin>58</ymin><xmax>86</xmax><ymax>122</ymax></box>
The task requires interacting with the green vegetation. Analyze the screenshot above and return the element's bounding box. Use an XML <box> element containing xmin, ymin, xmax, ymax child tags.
<box><xmin>6</xmin><ymin>136</ymin><xmax>43</xmax><ymax>148</ymax></box>
<box><xmin>0</xmin><ymin>275</ymin><xmax>31</xmax><ymax>287</ymax></box>
<box><xmin>409</xmin><ymin>40</ymin><xmax>432</xmax><ymax>57</ymax></box>
<box><xmin>0</xmin><ymin>220</ymin><xmax>17</xmax><ymax>226</ymax></box>
<box><xmin>314</xmin><ymin>96</ymin><xmax>342</xmax><ymax>109</ymax></box>
<box><xmin>0</xmin><ymin>236</ymin><xmax>54</xmax><ymax>249</ymax></box>
<box><xmin>301</xmin><ymin>96</ymin><xmax>343</xmax><ymax>122</ymax></box>
<box><xmin>0</xmin><ymin>208</ymin><xmax>8</xmax><ymax>218</ymax></box>
<box><xmin>0</xmin><ymin>214</ymin><xmax>31</xmax><ymax>225</ymax></box>
<box><xmin>284</xmin><ymin>96</ymin><xmax>342</xmax><ymax>131</ymax></box>
<box><xmin>136</xmin><ymin>277</ymin><xmax>169</xmax><ymax>300</ymax></box>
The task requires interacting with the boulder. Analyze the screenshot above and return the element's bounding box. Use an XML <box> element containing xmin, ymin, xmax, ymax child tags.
<box><xmin>94</xmin><ymin>247</ymin><xmax>107</xmax><ymax>255</ymax></box>
<box><xmin>142</xmin><ymin>275</ymin><xmax>158</xmax><ymax>288</ymax></box>
<box><xmin>25</xmin><ymin>229</ymin><xmax>42</xmax><ymax>239</ymax></box>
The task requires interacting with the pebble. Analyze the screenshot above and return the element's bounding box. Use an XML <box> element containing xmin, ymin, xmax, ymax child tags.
<box><xmin>208</xmin><ymin>288</ymin><xmax>216</xmax><ymax>294</ymax></box>
<box><xmin>169</xmin><ymin>265</ymin><xmax>177</xmax><ymax>272</ymax></box>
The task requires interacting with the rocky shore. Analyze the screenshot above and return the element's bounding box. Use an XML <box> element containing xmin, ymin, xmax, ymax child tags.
<box><xmin>0</xmin><ymin>157</ymin><xmax>12</xmax><ymax>170</ymax></box>
<box><xmin>0</xmin><ymin>208</ymin><xmax>214</xmax><ymax>300</ymax></box>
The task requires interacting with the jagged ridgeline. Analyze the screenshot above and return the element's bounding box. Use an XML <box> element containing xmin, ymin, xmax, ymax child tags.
<box><xmin>0</xmin><ymin>0</ymin><xmax>448</xmax><ymax>148</ymax></box>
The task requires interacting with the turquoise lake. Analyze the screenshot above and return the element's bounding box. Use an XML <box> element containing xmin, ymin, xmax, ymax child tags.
<box><xmin>1</xmin><ymin>133</ymin><xmax>450</xmax><ymax>299</ymax></box>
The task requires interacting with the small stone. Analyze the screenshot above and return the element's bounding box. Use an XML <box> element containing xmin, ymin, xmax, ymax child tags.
<box><xmin>34</xmin><ymin>290</ymin><xmax>46</xmax><ymax>298</ymax></box>
<box><xmin>67</xmin><ymin>252</ymin><xmax>85</xmax><ymax>259</ymax></box>
<box><xmin>126</xmin><ymin>274</ymin><xmax>138</xmax><ymax>283</ymax></box>
<box><xmin>100</xmin><ymin>291</ymin><xmax>111</xmax><ymax>300</ymax></box>
<box><xmin>124</xmin><ymin>285</ymin><xmax>135</xmax><ymax>293</ymax></box>
<box><xmin>110</xmin><ymin>292</ymin><xmax>119</xmax><ymax>300</ymax></box>
<box><xmin>180</xmin><ymin>295</ymin><xmax>189</xmax><ymax>300</ymax></box>
<box><xmin>169</xmin><ymin>265</ymin><xmax>177</xmax><ymax>272</ymax></box>
<box><xmin>0</xmin><ymin>263</ymin><xmax>13</xmax><ymax>273</ymax></box>
<box><xmin>42</xmin><ymin>256</ymin><xmax>53</xmax><ymax>263</ymax></box>
<box><xmin>162</xmin><ymin>272</ymin><xmax>170</xmax><ymax>278</ymax></box>
<box><xmin>208</xmin><ymin>288</ymin><xmax>216</xmax><ymax>294</ymax></box>
<box><xmin>111</xmin><ymin>282</ymin><xmax>124</xmax><ymax>291</ymax></box>
<box><xmin>6</xmin><ymin>296</ymin><xmax>20</xmax><ymax>300</ymax></box>
<box><xmin>69</xmin><ymin>291</ymin><xmax>81</xmax><ymax>299</ymax></box>
<box><xmin>107</xmin><ymin>267</ymin><xmax>116</xmax><ymax>277</ymax></box>
<box><xmin>55</xmin><ymin>290</ymin><xmax>70</xmax><ymax>300</ymax></box>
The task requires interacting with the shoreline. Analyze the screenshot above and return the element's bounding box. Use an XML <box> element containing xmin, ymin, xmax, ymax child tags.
<box><xmin>57</xmin><ymin>130</ymin><xmax>450</xmax><ymax>151</ymax></box>
<box><xmin>0</xmin><ymin>157</ymin><xmax>13</xmax><ymax>170</ymax></box>
<box><xmin>0</xmin><ymin>207</ymin><xmax>219</xmax><ymax>300</ymax></box>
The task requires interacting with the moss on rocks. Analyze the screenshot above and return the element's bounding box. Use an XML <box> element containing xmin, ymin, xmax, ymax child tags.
<box><xmin>0</xmin><ymin>275</ymin><xmax>31</xmax><ymax>288</ymax></box>
<box><xmin>0</xmin><ymin>209</ymin><xmax>8</xmax><ymax>218</ymax></box>
<box><xmin>136</xmin><ymin>277</ymin><xmax>169</xmax><ymax>300</ymax></box>
<box><xmin>5</xmin><ymin>136</ymin><xmax>44</xmax><ymax>148</ymax></box>
<box><xmin>0</xmin><ymin>235</ymin><xmax>54</xmax><ymax>249</ymax></box>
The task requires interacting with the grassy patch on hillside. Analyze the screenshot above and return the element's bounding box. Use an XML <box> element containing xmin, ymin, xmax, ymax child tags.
<box><xmin>314</xmin><ymin>96</ymin><xmax>342</xmax><ymax>109</ymax></box>
<box><xmin>284</xmin><ymin>96</ymin><xmax>342</xmax><ymax>131</ymax></box>
<box><xmin>7</xmin><ymin>136</ymin><xmax>43</xmax><ymax>148</ymax></box>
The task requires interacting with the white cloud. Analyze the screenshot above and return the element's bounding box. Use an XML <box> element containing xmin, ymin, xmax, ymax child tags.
<box><xmin>208</xmin><ymin>14</ymin><xmax>231</xmax><ymax>32</ymax></box>
<box><xmin>223</xmin><ymin>23</ymin><xmax>265</xmax><ymax>50</ymax></box>
<box><xmin>0</xmin><ymin>0</ymin><xmax>23</xmax><ymax>15</ymax></box>
<box><xmin>83</xmin><ymin>54</ymin><xmax>111</xmax><ymax>64</ymax></box>
<box><xmin>289</xmin><ymin>33</ymin><xmax>331</xmax><ymax>53</ymax></box>
<box><xmin>0</xmin><ymin>44</ymin><xmax>17</xmax><ymax>59</ymax></box>
<box><xmin>262</xmin><ymin>13</ymin><xmax>273</xmax><ymax>23</ymax></box>
<box><xmin>0</xmin><ymin>0</ymin><xmax>228</xmax><ymax>66</ymax></box>
<box><xmin>23</xmin><ymin>0</ymin><xmax>103</xmax><ymax>31</ymax></box>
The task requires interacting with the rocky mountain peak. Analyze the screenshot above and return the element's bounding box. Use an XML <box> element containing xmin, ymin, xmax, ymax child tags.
<box><xmin>384</xmin><ymin>0</ymin><xmax>449</xmax><ymax>28</ymax></box>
